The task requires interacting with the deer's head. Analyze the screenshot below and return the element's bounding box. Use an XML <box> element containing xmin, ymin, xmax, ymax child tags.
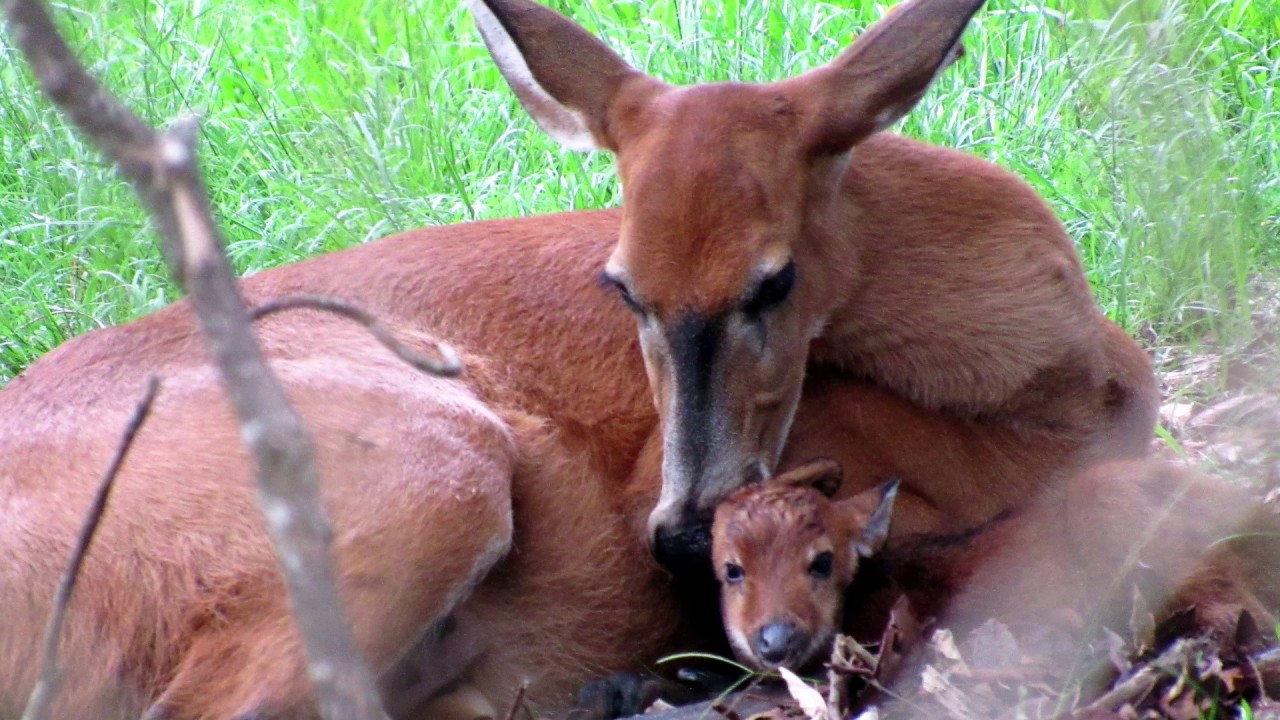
<box><xmin>712</xmin><ymin>460</ymin><xmax>899</xmax><ymax>669</ymax></box>
<box><xmin>471</xmin><ymin>0</ymin><xmax>982</xmax><ymax>571</ymax></box>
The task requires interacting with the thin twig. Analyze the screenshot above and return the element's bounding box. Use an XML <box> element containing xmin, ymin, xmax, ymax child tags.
<box><xmin>4</xmin><ymin>2</ymin><xmax>391</xmax><ymax>718</ymax></box>
<box><xmin>1077</xmin><ymin>639</ymin><xmax>1194</xmax><ymax>716</ymax></box>
<box><xmin>1248</xmin><ymin>646</ymin><xmax>1280</xmax><ymax>695</ymax></box>
<box><xmin>1251</xmin><ymin>647</ymin><xmax>1280</xmax><ymax>674</ymax></box>
<box><xmin>22</xmin><ymin>377</ymin><xmax>161</xmax><ymax>720</ymax></box>
<box><xmin>250</xmin><ymin>295</ymin><xmax>462</xmax><ymax>376</ymax></box>
<box><xmin>500</xmin><ymin>683</ymin><xmax>529</xmax><ymax>720</ymax></box>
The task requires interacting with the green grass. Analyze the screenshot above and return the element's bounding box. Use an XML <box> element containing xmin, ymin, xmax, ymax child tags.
<box><xmin>1</xmin><ymin>0</ymin><xmax>1276</xmax><ymax>384</ymax></box>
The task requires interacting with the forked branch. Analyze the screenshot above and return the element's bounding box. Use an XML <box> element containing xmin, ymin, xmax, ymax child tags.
<box><xmin>4</xmin><ymin>1</ymin><xmax>394</xmax><ymax>718</ymax></box>
<box><xmin>21</xmin><ymin>378</ymin><xmax>160</xmax><ymax>720</ymax></box>
<box><xmin>251</xmin><ymin>294</ymin><xmax>462</xmax><ymax>376</ymax></box>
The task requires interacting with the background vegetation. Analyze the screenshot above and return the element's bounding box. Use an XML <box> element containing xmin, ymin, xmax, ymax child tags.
<box><xmin>1</xmin><ymin>0</ymin><xmax>1276</xmax><ymax>384</ymax></box>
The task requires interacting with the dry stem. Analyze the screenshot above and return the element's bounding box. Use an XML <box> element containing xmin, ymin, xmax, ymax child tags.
<box><xmin>4</xmin><ymin>1</ymin><xmax>403</xmax><ymax>717</ymax></box>
<box><xmin>250</xmin><ymin>294</ymin><xmax>461</xmax><ymax>376</ymax></box>
<box><xmin>21</xmin><ymin>377</ymin><xmax>161</xmax><ymax>720</ymax></box>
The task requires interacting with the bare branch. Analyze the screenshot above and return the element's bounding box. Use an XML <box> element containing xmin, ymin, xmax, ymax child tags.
<box><xmin>1077</xmin><ymin>639</ymin><xmax>1195</xmax><ymax>716</ymax></box>
<box><xmin>500</xmin><ymin>683</ymin><xmax>529</xmax><ymax>720</ymax></box>
<box><xmin>251</xmin><ymin>295</ymin><xmax>462</xmax><ymax>376</ymax></box>
<box><xmin>4</xmin><ymin>2</ymin><xmax>395</xmax><ymax>718</ymax></box>
<box><xmin>22</xmin><ymin>377</ymin><xmax>161</xmax><ymax>720</ymax></box>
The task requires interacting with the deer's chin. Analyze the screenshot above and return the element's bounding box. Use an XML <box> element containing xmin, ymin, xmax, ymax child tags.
<box><xmin>750</xmin><ymin>651</ymin><xmax>808</xmax><ymax>673</ymax></box>
<box><xmin>770</xmin><ymin>632</ymin><xmax>839</xmax><ymax>673</ymax></box>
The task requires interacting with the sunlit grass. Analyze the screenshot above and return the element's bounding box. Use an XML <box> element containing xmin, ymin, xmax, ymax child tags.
<box><xmin>1</xmin><ymin>0</ymin><xmax>1275</xmax><ymax>383</ymax></box>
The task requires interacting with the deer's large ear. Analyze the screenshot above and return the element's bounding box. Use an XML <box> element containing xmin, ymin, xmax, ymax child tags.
<box><xmin>469</xmin><ymin>0</ymin><xmax>657</xmax><ymax>151</ymax></box>
<box><xmin>772</xmin><ymin>458</ymin><xmax>844</xmax><ymax>499</ymax></box>
<box><xmin>793</xmin><ymin>0</ymin><xmax>985</xmax><ymax>155</ymax></box>
<box><xmin>838</xmin><ymin>477</ymin><xmax>900</xmax><ymax>558</ymax></box>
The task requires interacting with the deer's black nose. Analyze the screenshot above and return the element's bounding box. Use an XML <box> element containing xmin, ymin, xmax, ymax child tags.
<box><xmin>650</xmin><ymin>520</ymin><xmax>713</xmax><ymax>578</ymax></box>
<box><xmin>754</xmin><ymin>622</ymin><xmax>803</xmax><ymax>667</ymax></box>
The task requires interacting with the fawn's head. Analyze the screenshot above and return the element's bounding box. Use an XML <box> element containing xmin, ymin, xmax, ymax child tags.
<box><xmin>711</xmin><ymin>459</ymin><xmax>899</xmax><ymax>670</ymax></box>
<box><xmin>471</xmin><ymin>0</ymin><xmax>981</xmax><ymax>571</ymax></box>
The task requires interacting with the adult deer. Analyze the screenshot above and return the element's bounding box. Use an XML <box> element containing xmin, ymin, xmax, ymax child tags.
<box><xmin>0</xmin><ymin>0</ymin><xmax>1156</xmax><ymax>718</ymax></box>
<box><xmin>468</xmin><ymin>0</ymin><xmax>1157</xmax><ymax>569</ymax></box>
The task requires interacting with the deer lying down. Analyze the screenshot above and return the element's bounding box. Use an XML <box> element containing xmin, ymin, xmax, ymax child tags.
<box><xmin>711</xmin><ymin>458</ymin><xmax>1280</xmax><ymax>672</ymax></box>
<box><xmin>0</xmin><ymin>0</ymin><xmax>1163</xmax><ymax>716</ymax></box>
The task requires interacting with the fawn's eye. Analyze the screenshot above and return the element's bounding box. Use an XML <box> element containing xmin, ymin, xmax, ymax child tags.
<box><xmin>808</xmin><ymin>551</ymin><xmax>834</xmax><ymax>579</ymax></box>
<box><xmin>742</xmin><ymin>260</ymin><xmax>795</xmax><ymax>316</ymax></box>
<box><xmin>724</xmin><ymin>562</ymin><xmax>745</xmax><ymax>584</ymax></box>
<box><xmin>598</xmin><ymin>271</ymin><xmax>646</xmax><ymax>316</ymax></box>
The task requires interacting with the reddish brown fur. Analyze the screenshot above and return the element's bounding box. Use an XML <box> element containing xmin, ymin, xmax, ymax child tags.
<box><xmin>711</xmin><ymin>461</ymin><xmax>894</xmax><ymax>670</ymax></box>
<box><xmin>0</xmin><ymin>0</ymin><xmax>1160</xmax><ymax>717</ymax></box>
<box><xmin>713</xmin><ymin>459</ymin><xmax>1280</xmax><ymax>676</ymax></box>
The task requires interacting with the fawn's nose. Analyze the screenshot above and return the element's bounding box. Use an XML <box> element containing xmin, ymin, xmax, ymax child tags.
<box><xmin>754</xmin><ymin>622</ymin><xmax>803</xmax><ymax>667</ymax></box>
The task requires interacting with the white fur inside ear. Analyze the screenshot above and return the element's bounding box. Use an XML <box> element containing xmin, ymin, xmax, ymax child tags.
<box><xmin>855</xmin><ymin>479</ymin><xmax>899</xmax><ymax>557</ymax></box>
<box><xmin>468</xmin><ymin>0</ymin><xmax>600</xmax><ymax>151</ymax></box>
<box><xmin>870</xmin><ymin>34</ymin><xmax>966</xmax><ymax>133</ymax></box>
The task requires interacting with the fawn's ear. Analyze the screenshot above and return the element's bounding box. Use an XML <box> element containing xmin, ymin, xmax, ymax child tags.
<box><xmin>792</xmin><ymin>0</ymin><xmax>984</xmax><ymax>155</ymax></box>
<box><xmin>838</xmin><ymin>477</ymin><xmax>901</xmax><ymax>558</ymax></box>
<box><xmin>771</xmin><ymin>458</ymin><xmax>844</xmax><ymax>498</ymax></box>
<box><xmin>469</xmin><ymin>0</ymin><xmax>661</xmax><ymax>151</ymax></box>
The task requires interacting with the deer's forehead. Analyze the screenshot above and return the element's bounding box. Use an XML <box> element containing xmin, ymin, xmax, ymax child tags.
<box><xmin>618</xmin><ymin>92</ymin><xmax>809</xmax><ymax>208</ymax></box>
<box><xmin>616</xmin><ymin>85</ymin><xmax>809</xmax><ymax>216</ymax></box>
<box><xmin>622</xmin><ymin>82</ymin><xmax>804</xmax><ymax>143</ymax></box>
<box><xmin>715</xmin><ymin>490</ymin><xmax>838</xmax><ymax>559</ymax></box>
<box><xmin>607</xmin><ymin>88</ymin><xmax>808</xmax><ymax>312</ymax></box>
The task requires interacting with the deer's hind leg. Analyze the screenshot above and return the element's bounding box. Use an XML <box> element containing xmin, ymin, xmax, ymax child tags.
<box><xmin>134</xmin><ymin>368</ymin><xmax>519</xmax><ymax>720</ymax></box>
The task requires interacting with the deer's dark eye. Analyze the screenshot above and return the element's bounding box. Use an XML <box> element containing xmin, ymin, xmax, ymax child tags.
<box><xmin>743</xmin><ymin>261</ymin><xmax>795</xmax><ymax>316</ymax></box>
<box><xmin>598</xmin><ymin>271</ymin><xmax>645</xmax><ymax>315</ymax></box>
<box><xmin>724</xmin><ymin>562</ymin><xmax>745</xmax><ymax>584</ymax></box>
<box><xmin>808</xmin><ymin>551</ymin><xmax>834</xmax><ymax>579</ymax></box>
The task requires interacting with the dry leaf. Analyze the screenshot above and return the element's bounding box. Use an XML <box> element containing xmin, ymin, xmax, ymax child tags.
<box><xmin>920</xmin><ymin>664</ymin><xmax>976</xmax><ymax>719</ymax></box>
<box><xmin>1129</xmin><ymin>584</ymin><xmax>1156</xmax><ymax>653</ymax></box>
<box><xmin>1105</xmin><ymin>627</ymin><xmax>1133</xmax><ymax>675</ymax></box>
<box><xmin>874</xmin><ymin>595</ymin><xmax>926</xmax><ymax>686</ymax></box>
<box><xmin>825</xmin><ymin>635</ymin><xmax>859</xmax><ymax>717</ymax></box>
<box><xmin>927</xmin><ymin>628</ymin><xmax>971</xmax><ymax>678</ymax></box>
<box><xmin>646</xmin><ymin>698</ymin><xmax>675</xmax><ymax>713</ymax></box>
<box><xmin>829</xmin><ymin>633</ymin><xmax>877</xmax><ymax>675</ymax></box>
<box><xmin>779</xmin><ymin>667</ymin><xmax>828</xmax><ymax>720</ymax></box>
<box><xmin>963</xmin><ymin>619</ymin><xmax>1020</xmax><ymax>671</ymax></box>
<box><xmin>931</xmin><ymin>629</ymin><xmax>964</xmax><ymax>663</ymax></box>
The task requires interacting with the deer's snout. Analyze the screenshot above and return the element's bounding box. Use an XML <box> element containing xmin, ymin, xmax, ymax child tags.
<box><xmin>753</xmin><ymin>621</ymin><xmax>806</xmax><ymax>667</ymax></box>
